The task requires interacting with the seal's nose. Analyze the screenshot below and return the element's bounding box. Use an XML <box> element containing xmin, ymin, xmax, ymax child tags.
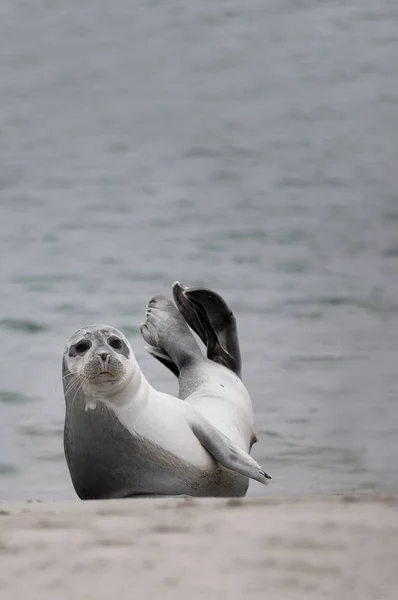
<box><xmin>99</xmin><ymin>352</ymin><xmax>109</xmax><ymax>362</ymax></box>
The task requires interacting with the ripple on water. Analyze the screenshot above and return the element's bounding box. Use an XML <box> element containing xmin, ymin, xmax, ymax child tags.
<box><xmin>53</xmin><ymin>303</ymin><xmax>97</xmax><ymax>318</ymax></box>
<box><xmin>0</xmin><ymin>318</ymin><xmax>48</xmax><ymax>333</ymax></box>
<box><xmin>0</xmin><ymin>390</ymin><xmax>35</xmax><ymax>404</ymax></box>
<box><xmin>257</xmin><ymin>429</ymin><xmax>284</xmax><ymax>440</ymax></box>
<box><xmin>15</xmin><ymin>275</ymin><xmax>80</xmax><ymax>284</ymax></box>
<box><xmin>18</xmin><ymin>423</ymin><xmax>63</xmax><ymax>438</ymax></box>
<box><xmin>119</xmin><ymin>270</ymin><xmax>170</xmax><ymax>283</ymax></box>
<box><xmin>223</xmin><ymin>229</ymin><xmax>268</xmax><ymax>241</ymax></box>
<box><xmin>14</xmin><ymin>274</ymin><xmax>81</xmax><ymax>293</ymax></box>
<box><xmin>383</xmin><ymin>209</ymin><xmax>398</xmax><ymax>222</ymax></box>
<box><xmin>36</xmin><ymin>452</ymin><xmax>66</xmax><ymax>463</ymax></box>
<box><xmin>382</xmin><ymin>244</ymin><xmax>398</xmax><ymax>257</ymax></box>
<box><xmin>276</xmin><ymin>258</ymin><xmax>310</xmax><ymax>273</ymax></box>
<box><xmin>283</xmin><ymin>354</ymin><xmax>349</xmax><ymax>366</ymax></box>
<box><xmin>269</xmin><ymin>444</ymin><xmax>368</xmax><ymax>471</ymax></box>
<box><xmin>284</xmin><ymin>295</ymin><xmax>398</xmax><ymax>316</ymax></box>
<box><xmin>232</xmin><ymin>255</ymin><xmax>262</xmax><ymax>265</ymax></box>
<box><xmin>296</xmin><ymin>311</ymin><xmax>323</xmax><ymax>320</ymax></box>
<box><xmin>275</xmin><ymin>228</ymin><xmax>310</xmax><ymax>245</ymax></box>
<box><xmin>0</xmin><ymin>463</ymin><xmax>18</xmax><ymax>476</ymax></box>
<box><xmin>116</xmin><ymin>324</ymin><xmax>142</xmax><ymax>338</ymax></box>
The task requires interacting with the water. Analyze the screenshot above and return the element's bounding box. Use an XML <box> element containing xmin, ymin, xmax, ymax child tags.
<box><xmin>0</xmin><ymin>0</ymin><xmax>397</xmax><ymax>500</ymax></box>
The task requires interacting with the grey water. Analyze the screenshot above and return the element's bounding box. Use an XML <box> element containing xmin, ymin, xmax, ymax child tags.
<box><xmin>0</xmin><ymin>0</ymin><xmax>397</xmax><ymax>500</ymax></box>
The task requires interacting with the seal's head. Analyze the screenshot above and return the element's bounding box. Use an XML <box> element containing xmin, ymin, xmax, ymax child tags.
<box><xmin>63</xmin><ymin>325</ymin><xmax>134</xmax><ymax>403</ymax></box>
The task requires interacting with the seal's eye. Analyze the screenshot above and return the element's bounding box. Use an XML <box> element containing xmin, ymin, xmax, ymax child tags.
<box><xmin>75</xmin><ymin>341</ymin><xmax>91</xmax><ymax>354</ymax></box>
<box><xmin>109</xmin><ymin>337</ymin><xmax>122</xmax><ymax>350</ymax></box>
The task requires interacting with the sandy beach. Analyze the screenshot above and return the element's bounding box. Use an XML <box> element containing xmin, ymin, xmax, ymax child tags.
<box><xmin>1</xmin><ymin>495</ymin><xmax>397</xmax><ymax>600</ymax></box>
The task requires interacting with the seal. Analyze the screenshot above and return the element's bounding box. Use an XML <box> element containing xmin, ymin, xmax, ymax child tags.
<box><xmin>63</xmin><ymin>286</ymin><xmax>270</xmax><ymax>499</ymax></box>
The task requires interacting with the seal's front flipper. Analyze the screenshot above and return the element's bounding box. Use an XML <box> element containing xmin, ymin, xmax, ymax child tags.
<box><xmin>189</xmin><ymin>411</ymin><xmax>271</xmax><ymax>485</ymax></box>
<box><xmin>144</xmin><ymin>345</ymin><xmax>180</xmax><ymax>378</ymax></box>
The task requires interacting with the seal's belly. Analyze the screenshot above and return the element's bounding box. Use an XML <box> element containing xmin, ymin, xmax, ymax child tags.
<box><xmin>113</xmin><ymin>392</ymin><xmax>215</xmax><ymax>469</ymax></box>
<box><xmin>64</xmin><ymin>403</ymin><xmax>248</xmax><ymax>499</ymax></box>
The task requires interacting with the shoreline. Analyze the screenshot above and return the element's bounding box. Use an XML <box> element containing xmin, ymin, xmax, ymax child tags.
<box><xmin>1</xmin><ymin>494</ymin><xmax>397</xmax><ymax>599</ymax></box>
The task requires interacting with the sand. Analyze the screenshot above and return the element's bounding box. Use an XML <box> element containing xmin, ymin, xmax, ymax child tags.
<box><xmin>0</xmin><ymin>495</ymin><xmax>397</xmax><ymax>600</ymax></box>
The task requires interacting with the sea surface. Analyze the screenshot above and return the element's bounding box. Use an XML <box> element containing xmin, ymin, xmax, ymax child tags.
<box><xmin>0</xmin><ymin>0</ymin><xmax>397</xmax><ymax>500</ymax></box>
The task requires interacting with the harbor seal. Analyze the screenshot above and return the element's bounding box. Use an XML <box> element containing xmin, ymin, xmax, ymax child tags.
<box><xmin>63</xmin><ymin>285</ymin><xmax>270</xmax><ymax>499</ymax></box>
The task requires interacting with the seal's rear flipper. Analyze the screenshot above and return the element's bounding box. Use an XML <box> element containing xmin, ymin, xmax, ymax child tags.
<box><xmin>173</xmin><ymin>282</ymin><xmax>240</xmax><ymax>376</ymax></box>
<box><xmin>189</xmin><ymin>411</ymin><xmax>271</xmax><ymax>485</ymax></box>
<box><xmin>185</xmin><ymin>286</ymin><xmax>242</xmax><ymax>378</ymax></box>
<box><xmin>173</xmin><ymin>282</ymin><xmax>242</xmax><ymax>378</ymax></box>
<box><xmin>140</xmin><ymin>295</ymin><xmax>203</xmax><ymax>372</ymax></box>
<box><xmin>144</xmin><ymin>345</ymin><xmax>180</xmax><ymax>378</ymax></box>
<box><xmin>172</xmin><ymin>282</ymin><xmax>208</xmax><ymax>346</ymax></box>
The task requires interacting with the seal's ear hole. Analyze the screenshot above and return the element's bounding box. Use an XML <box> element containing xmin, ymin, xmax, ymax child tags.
<box><xmin>108</xmin><ymin>337</ymin><xmax>122</xmax><ymax>350</ymax></box>
<box><xmin>74</xmin><ymin>341</ymin><xmax>91</xmax><ymax>354</ymax></box>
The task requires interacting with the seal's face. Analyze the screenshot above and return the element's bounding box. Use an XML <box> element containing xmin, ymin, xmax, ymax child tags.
<box><xmin>63</xmin><ymin>325</ymin><xmax>134</xmax><ymax>399</ymax></box>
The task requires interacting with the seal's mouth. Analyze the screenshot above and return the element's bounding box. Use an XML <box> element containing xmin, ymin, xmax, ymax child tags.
<box><xmin>87</xmin><ymin>371</ymin><xmax>118</xmax><ymax>381</ymax></box>
<box><xmin>97</xmin><ymin>372</ymin><xmax>117</xmax><ymax>379</ymax></box>
<box><xmin>83</xmin><ymin>363</ymin><xmax>124</xmax><ymax>381</ymax></box>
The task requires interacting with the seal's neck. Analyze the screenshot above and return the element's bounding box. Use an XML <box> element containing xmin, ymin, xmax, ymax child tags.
<box><xmin>63</xmin><ymin>361</ymin><xmax>154</xmax><ymax>417</ymax></box>
<box><xmin>116</xmin><ymin>365</ymin><xmax>153</xmax><ymax>408</ymax></box>
<box><xmin>96</xmin><ymin>364</ymin><xmax>154</xmax><ymax>413</ymax></box>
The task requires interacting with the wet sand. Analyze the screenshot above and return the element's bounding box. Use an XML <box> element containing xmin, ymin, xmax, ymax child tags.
<box><xmin>0</xmin><ymin>495</ymin><xmax>397</xmax><ymax>599</ymax></box>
